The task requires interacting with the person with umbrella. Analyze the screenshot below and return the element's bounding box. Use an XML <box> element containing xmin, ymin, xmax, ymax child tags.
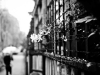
<box><xmin>2</xmin><ymin>46</ymin><xmax>15</xmax><ymax>75</ymax></box>
<box><xmin>3</xmin><ymin>53</ymin><xmax>13</xmax><ymax>75</ymax></box>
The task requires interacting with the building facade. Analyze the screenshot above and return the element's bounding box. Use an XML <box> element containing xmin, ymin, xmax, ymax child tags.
<box><xmin>27</xmin><ymin>0</ymin><xmax>100</xmax><ymax>75</ymax></box>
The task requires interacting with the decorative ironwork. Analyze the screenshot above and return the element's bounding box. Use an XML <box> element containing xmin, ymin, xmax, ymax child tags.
<box><xmin>45</xmin><ymin>0</ymin><xmax>100</xmax><ymax>63</ymax></box>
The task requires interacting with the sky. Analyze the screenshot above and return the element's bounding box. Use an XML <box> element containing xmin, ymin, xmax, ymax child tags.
<box><xmin>1</xmin><ymin>0</ymin><xmax>35</xmax><ymax>35</ymax></box>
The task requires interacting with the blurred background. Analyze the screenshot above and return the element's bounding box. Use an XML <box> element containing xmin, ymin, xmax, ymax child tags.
<box><xmin>0</xmin><ymin>0</ymin><xmax>34</xmax><ymax>74</ymax></box>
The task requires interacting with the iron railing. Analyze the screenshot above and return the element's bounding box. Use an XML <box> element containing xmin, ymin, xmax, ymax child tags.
<box><xmin>45</xmin><ymin>0</ymin><xmax>100</xmax><ymax>63</ymax></box>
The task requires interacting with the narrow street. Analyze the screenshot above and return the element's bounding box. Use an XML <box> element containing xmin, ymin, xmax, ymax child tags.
<box><xmin>0</xmin><ymin>53</ymin><xmax>26</xmax><ymax>75</ymax></box>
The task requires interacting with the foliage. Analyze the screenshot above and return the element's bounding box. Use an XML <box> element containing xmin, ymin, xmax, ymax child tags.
<box><xmin>0</xmin><ymin>9</ymin><xmax>26</xmax><ymax>51</ymax></box>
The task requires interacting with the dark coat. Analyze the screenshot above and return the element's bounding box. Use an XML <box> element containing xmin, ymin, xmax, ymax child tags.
<box><xmin>3</xmin><ymin>55</ymin><xmax>13</xmax><ymax>66</ymax></box>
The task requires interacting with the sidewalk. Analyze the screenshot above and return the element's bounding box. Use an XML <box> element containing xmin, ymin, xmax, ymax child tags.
<box><xmin>0</xmin><ymin>67</ymin><xmax>6</xmax><ymax>75</ymax></box>
<box><xmin>0</xmin><ymin>54</ymin><xmax>26</xmax><ymax>75</ymax></box>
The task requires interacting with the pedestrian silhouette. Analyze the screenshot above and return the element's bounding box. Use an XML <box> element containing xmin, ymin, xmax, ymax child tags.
<box><xmin>3</xmin><ymin>53</ymin><xmax>13</xmax><ymax>75</ymax></box>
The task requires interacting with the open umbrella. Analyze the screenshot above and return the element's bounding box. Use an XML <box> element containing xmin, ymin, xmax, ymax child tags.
<box><xmin>2</xmin><ymin>46</ymin><xmax>18</xmax><ymax>54</ymax></box>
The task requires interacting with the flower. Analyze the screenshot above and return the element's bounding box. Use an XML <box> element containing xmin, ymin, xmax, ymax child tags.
<box><xmin>86</xmin><ymin>62</ymin><xmax>92</xmax><ymax>67</ymax></box>
<box><xmin>40</xmin><ymin>24</ymin><xmax>51</xmax><ymax>35</ymax></box>
<box><xmin>30</xmin><ymin>24</ymin><xmax>52</xmax><ymax>43</ymax></box>
<box><xmin>30</xmin><ymin>33</ymin><xmax>38</xmax><ymax>42</ymax></box>
<box><xmin>37</xmin><ymin>34</ymin><xmax>42</xmax><ymax>42</ymax></box>
<box><xmin>30</xmin><ymin>33</ymin><xmax>42</xmax><ymax>42</ymax></box>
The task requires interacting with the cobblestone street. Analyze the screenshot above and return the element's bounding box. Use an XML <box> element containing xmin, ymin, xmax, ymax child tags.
<box><xmin>0</xmin><ymin>53</ymin><xmax>26</xmax><ymax>75</ymax></box>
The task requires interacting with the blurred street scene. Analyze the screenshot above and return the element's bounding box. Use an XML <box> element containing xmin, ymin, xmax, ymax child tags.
<box><xmin>0</xmin><ymin>0</ymin><xmax>34</xmax><ymax>75</ymax></box>
<box><xmin>1</xmin><ymin>0</ymin><xmax>100</xmax><ymax>75</ymax></box>
<box><xmin>0</xmin><ymin>53</ymin><xmax>26</xmax><ymax>75</ymax></box>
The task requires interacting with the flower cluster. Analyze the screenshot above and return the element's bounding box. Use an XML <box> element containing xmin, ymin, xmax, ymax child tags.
<box><xmin>44</xmin><ymin>52</ymin><xmax>88</xmax><ymax>64</ymax></box>
<box><xmin>56</xmin><ymin>55</ymin><xmax>88</xmax><ymax>64</ymax></box>
<box><xmin>40</xmin><ymin>24</ymin><xmax>51</xmax><ymax>35</ymax></box>
<box><xmin>65</xmin><ymin>57</ymin><xmax>87</xmax><ymax>64</ymax></box>
<box><xmin>30</xmin><ymin>24</ymin><xmax>52</xmax><ymax>43</ymax></box>
<box><xmin>30</xmin><ymin>33</ymin><xmax>42</xmax><ymax>42</ymax></box>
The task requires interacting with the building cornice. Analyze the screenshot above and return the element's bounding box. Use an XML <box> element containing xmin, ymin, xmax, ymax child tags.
<box><xmin>29</xmin><ymin>0</ymin><xmax>39</xmax><ymax>17</ymax></box>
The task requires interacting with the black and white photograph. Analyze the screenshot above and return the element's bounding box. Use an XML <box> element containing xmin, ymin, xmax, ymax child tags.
<box><xmin>0</xmin><ymin>0</ymin><xmax>100</xmax><ymax>75</ymax></box>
